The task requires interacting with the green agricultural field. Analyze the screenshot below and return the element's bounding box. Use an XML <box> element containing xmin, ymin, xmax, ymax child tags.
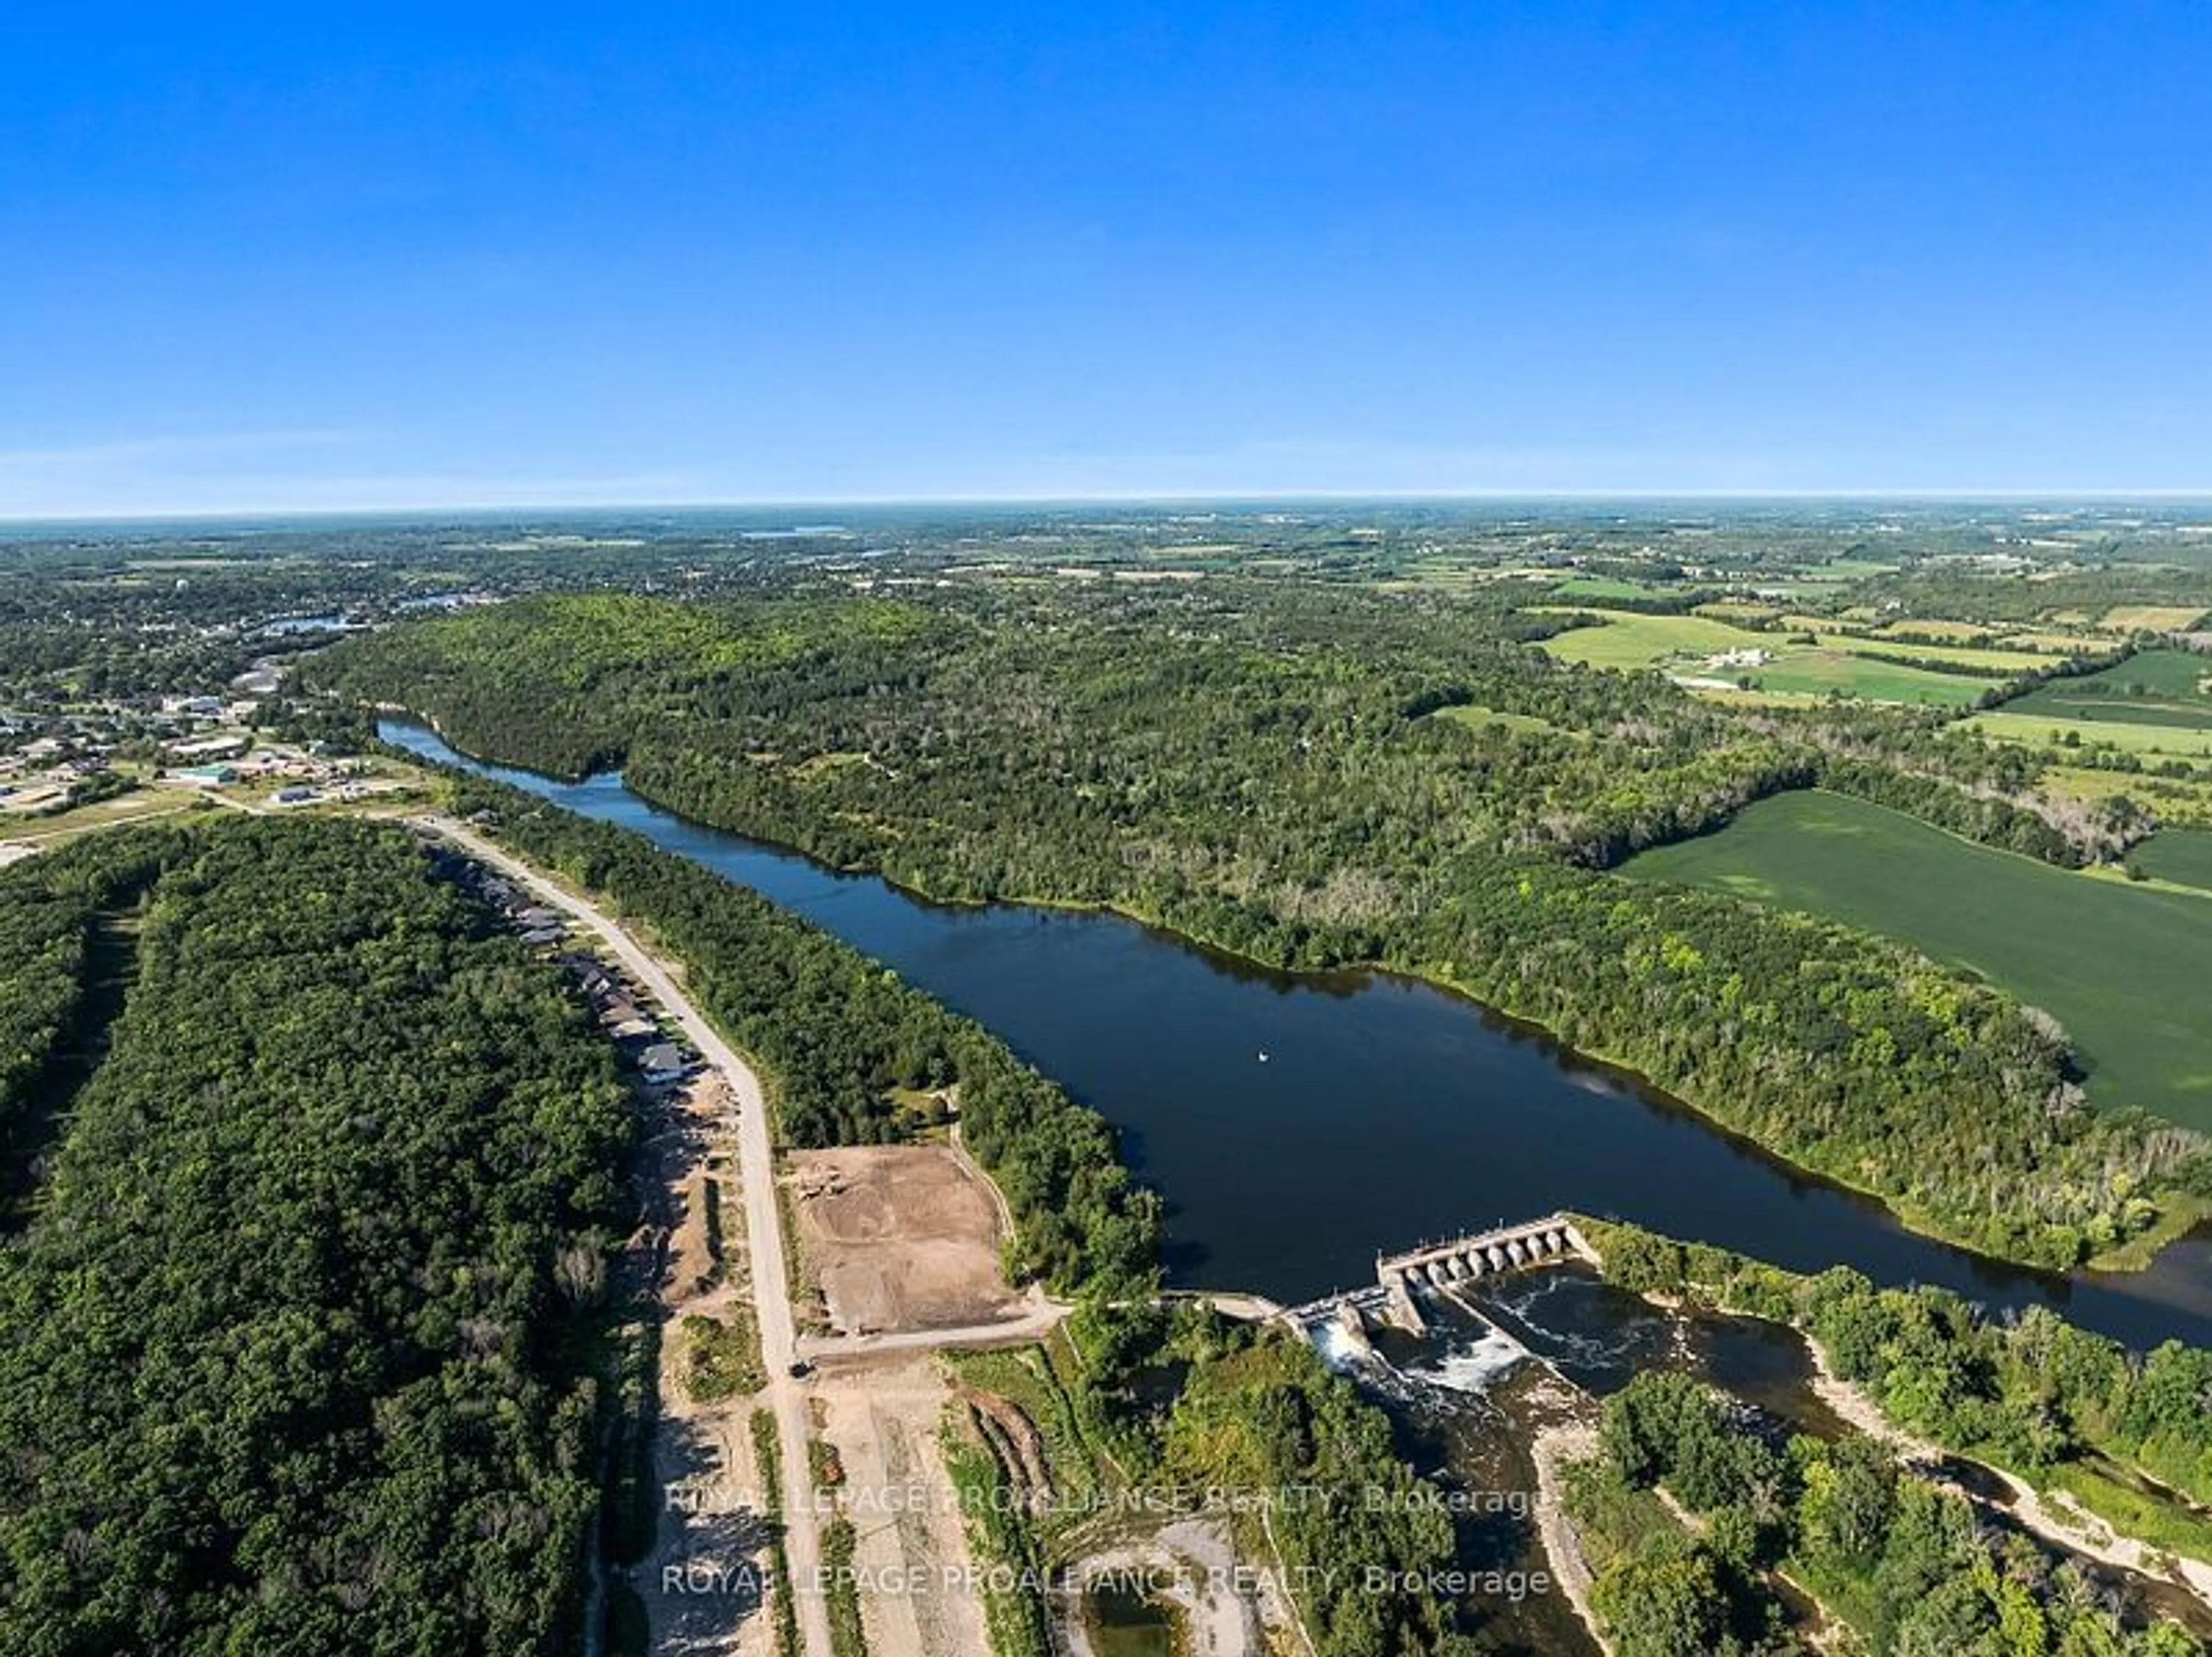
<box><xmin>1625</xmin><ymin>791</ymin><xmax>2212</xmax><ymax>1132</ymax></box>
<box><xmin>2134</xmin><ymin>828</ymin><xmax>2212</xmax><ymax>892</ymax></box>
<box><xmin>1536</xmin><ymin>610</ymin><xmax>2018</xmax><ymax>704</ymax></box>
<box><xmin>1533</xmin><ymin>610</ymin><xmax>1758</xmax><ymax>669</ymax></box>
<box><xmin>1694</xmin><ymin>600</ymin><xmax>1783</xmax><ymax>624</ymax></box>
<box><xmin>2002</xmin><ymin>650</ymin><xmax>2212</xmax><ymax>729</ymax></box>
<box><xmin>1748</xmin><ymin>650</ymin><xmax>1991</xmax><ymax>705</ymax></box>
<box><xmin>1965</xmin><ymin>710</ymin><xmax>2212</xmax><ymax>759</ymax></box>
<box><xmin>1828</xmin><ymin>636</ymin><xmax>2056</xmax><ymax>674</ymax></box>
<box><xmin>1551</xmin><ymin>574</ymin><xmax>1676</xmax><ymax>601</ymax></box>
<box><xmin>2001</xmin><ymin>629</ymin><xmax>2119</xmax><ymax>655</ymax></box>
<box><xmin>1874</xmin><ymin>618</ymin><xmax>1995</xmax><ymax>642</ymax></box>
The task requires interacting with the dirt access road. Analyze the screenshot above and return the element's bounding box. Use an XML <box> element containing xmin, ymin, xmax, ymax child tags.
<box><xmin>419</xmin><ymin>816</ymin><xmax>836</xmax><ymax>1657</ymax></box>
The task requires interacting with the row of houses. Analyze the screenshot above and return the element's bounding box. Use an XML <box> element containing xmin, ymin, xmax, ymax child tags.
<box><xmin>441</xmin><ymin>850</ymin><xmax>698</xmax><ymax>1087</ymax></box>
<box><xmin>555</xmin><ymin>950</ymin><xmax>694</xmax><ymax>1084</ymax></box>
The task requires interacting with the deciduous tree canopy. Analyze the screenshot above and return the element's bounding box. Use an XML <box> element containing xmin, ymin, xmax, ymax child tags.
<box><xmin>320</xmin><ymin>587</ymin><xmax>2210</xmax><ymax>1266</ymax></box>
<box><xmin>0</xmin><ymin>818</ymin><xmax>632</xmax><ymax>1652</ymax></box>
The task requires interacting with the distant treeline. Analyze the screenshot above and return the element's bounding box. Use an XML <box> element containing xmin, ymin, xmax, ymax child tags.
<box><xmin>1850</xmin><ymin>567</ymin><xmax>2212</xmax><ymax>626</ymax></box>
<box><xmin>0</xmin><ymin>817</ymin><xmax>632</xmax><ymax>1651</ymax></box>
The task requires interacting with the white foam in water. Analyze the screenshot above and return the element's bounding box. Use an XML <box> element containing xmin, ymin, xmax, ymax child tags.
<box><xmin>1411</xmin><ymin>1329</ymin><xmax>1528</xmax><ymax>1396</ymax></box>
<box><xmin>1308</xmin><ymin>1319</ymin><xmax>1374</xmax><ymax>1375</ymax></box>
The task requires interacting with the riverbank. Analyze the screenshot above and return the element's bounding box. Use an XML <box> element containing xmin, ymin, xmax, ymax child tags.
<box><xmin>376</xmin><ymin>712</ymin><xmax>2201</xmax><ymax>1284</ymax></box>
<box><xmin>1582</xmin><ymin>1218</ymin><xmax>2212</xmax><ymax>1610</ymax></box>
<box><xmin>372</xmin><ymin>717</ymin><xmax>2212</xmax><ymax>1354</ymax></box>
<box><xmin>1804</xmin><ymin>1335</ymin><xmax>2212</xmax><ymax>1613</ymax></box>
<box><xmin>1528</xmin><ymin>1417</ymin><xmax>1612</xmax><ymax>1656</ymax></box>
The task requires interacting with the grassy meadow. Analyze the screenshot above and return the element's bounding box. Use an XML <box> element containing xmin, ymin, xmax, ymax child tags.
<box><xmin>2102</xmin><ymin>604</ymin><xmax>2209</xmax><ymax>632</ymax></box>
<box><xmin>1431</xmin><ymin>703</ymin><xmax>1577</xmax><ymax>738</ymax></box>
<box><xmin>1965</xmin><ymin>709</ymin><xmax>2212</xmax><ymax>759</ymax></box>
<box><xmin>1624</xmin><ymin>791</ymin><xmax>2212</xmax><ymax>1133</ymax></box>
<box><xmin>1536</xmin><ymin>610</ymin><xmax>2012</xmax><ymax>705</ymax></box>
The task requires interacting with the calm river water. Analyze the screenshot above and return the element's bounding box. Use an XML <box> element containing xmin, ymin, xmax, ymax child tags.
<box><xmin>382</xmin><ymin>721</ymin><xmax>2212</xmax><ymax>1352</ymax></box>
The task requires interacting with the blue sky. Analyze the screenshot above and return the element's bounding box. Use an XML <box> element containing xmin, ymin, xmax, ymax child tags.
<box><xmin>3</xmin><ymin>2</ymin><xmax>2209</xmax><ymax>514</ymax></box>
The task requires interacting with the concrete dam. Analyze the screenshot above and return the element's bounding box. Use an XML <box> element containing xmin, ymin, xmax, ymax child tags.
<box><xmin>1286</xmin><ymin>1213</ymin><xmax>1597</xmax><ymax>1345</ymax></box>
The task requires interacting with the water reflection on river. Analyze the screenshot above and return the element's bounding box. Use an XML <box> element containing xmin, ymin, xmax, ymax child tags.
<box><xmin>381</xmin><ymin>721</ymin><xmax>2212</xmax><ymax>1353</ymax></box>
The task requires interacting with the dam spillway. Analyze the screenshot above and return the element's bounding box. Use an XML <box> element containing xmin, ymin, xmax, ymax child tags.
<box><xmin>1285</xmin><ymin>1214</ymin><xmax>1596</xmax><ymax>1341</ymax></box>
<box><xmin>1381</xmin><ymin>1215</ymin><xmax>1593</xmax><ymax>1291</ymax></box>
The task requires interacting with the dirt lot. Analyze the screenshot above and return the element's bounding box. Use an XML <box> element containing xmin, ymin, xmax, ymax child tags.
<box><xmin>814</xmin><ymin>1358</ymin><xmax>991</xmax><ymax>1657</ymax></box>
<box><xmin>788</xmin><ymin>1146</ymin><xmax>1021</xmax><ymax>1335</ymax></box>
<box><xmin>632</xmin><ymin>1070</ymin><xmax>781</xmax><ymax>1657</ymax></box>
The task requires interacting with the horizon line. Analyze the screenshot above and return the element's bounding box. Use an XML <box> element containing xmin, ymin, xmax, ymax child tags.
<box><xmin>9</xmin><ymin>486</ymin><xmax>2212</xmax><ymax>526</ymax></box>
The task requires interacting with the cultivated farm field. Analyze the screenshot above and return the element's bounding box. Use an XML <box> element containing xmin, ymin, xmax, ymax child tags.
<box><xmin>2134</xmin><ymin>828</ymin><xmax>2212</xmax><ymax>893</ymax></box>
<box><xmin>2102</xmin><ymin>605</ymin><xmax>2209</xmax><ymax>633</ymax></box>
<box><xmin>2002</xmin><ymin>650</ymin><xmax>2212</xmax><ymax>728</ymax></box>
<box><xmin>1625</xmin><ymin>791</ymin><xmax>2212</xmax><ymax>1133</ymax></box>
<box><xmin>1536</xmin><ymin>610</ymin><xmax>2010</xmax><ymax>705</ymax></box>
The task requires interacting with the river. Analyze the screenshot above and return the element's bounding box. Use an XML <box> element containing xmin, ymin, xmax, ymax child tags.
<box><xmin>381</xmin><ymin>720</ymin><xmax>2212</xmax><ymax>1353</ymax></box>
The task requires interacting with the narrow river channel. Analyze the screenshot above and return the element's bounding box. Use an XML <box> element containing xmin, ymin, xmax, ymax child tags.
<box><xmin>381</xmin><ymin>721</ymin><xmax>2212</xmax><ymax>1353</ymax></box>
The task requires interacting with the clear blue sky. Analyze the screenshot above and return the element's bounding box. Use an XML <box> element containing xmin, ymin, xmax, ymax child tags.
<box><xmin>3</xmin><ymin>2</ymin><xmax>2209</xmax><ymax>514</ymax></box>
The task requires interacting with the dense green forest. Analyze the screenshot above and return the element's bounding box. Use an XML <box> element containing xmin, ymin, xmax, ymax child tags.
<box><xmin>0</xmin><ymin>818</ymin><xmax>632</xmax><ymax>1652</ymax></box>
<box><xmin>1569</xmin><ymin>1370</ymin><xmax>2202</xmax><ymax>1655</ymax></box>
<box><xmin>0</xmin><ymin>829</ymin><xmax>178</xmax><ymax>1146</ymax></box>
<box><xmin>441</xmin><ymin>767</ymin><xmax>1160</xmax><ymax>1298</ymax></box>
<box><xmin>319</xmin><ymin>587</ymin><xmax>2211</xmax><ymax>1268</ymax></box>
<box><xmin>1589</xmin><ymin>1220</ymin><xmax>2212</xmax><ymax>1558</ymax></box>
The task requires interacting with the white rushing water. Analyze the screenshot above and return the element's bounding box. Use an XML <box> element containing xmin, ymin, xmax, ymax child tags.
<box><xmin>1408</xmin><ymin>1327</ymin><xmax>1530</xmax><ymax>1397</ymax></box>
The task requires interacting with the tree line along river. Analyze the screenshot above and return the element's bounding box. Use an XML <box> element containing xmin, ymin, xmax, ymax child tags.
<box><xmin>381</xmin><ymin>721</ymin><xmax>2212</xmax><ymax>1353</ymax></box>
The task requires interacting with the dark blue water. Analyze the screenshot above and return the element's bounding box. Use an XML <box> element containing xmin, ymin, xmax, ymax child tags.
<box><xmin>383</xmin><ymin>720</ymin><xmax>2212</xmax><ymax>1350</ymax></box>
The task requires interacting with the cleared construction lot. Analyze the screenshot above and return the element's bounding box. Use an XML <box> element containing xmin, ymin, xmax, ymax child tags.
<box><xmin>788</xmin><ymin>1145</ymin><xmax>1022</xmax><ymax>1335</ymax></box>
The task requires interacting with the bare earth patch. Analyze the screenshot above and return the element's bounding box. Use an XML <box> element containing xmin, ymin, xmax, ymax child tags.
<box><xmin>813</xmin><ymin>1357</ymin><xmax>991</xmax><ymax>1657</ymax></box>
<box><xmin>1059</xmin><ymin>1519</ymin><xmax>1290</xmax><ymax>1657</ymax></box>
<box><xmin>635</xmin><ymin>1071</ymin><xmax>780</xmax><ymax>1656</ymax></box>
<box><xmin>789</xmin><ymin>1145</ymin><xmax>1022</xmax><ymax>1335</ymax></box>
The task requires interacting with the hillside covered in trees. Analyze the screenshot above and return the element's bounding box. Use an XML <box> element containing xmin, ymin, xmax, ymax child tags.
<box><xmin>317</xmin><ymin>585</ymin><xmax>2211</xmax><ymax>1269</ymax></box>
<box><xmin>0</xmin><ymin>818</ymin><xmax>632</xmax><ymax>1651</ymax></box>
